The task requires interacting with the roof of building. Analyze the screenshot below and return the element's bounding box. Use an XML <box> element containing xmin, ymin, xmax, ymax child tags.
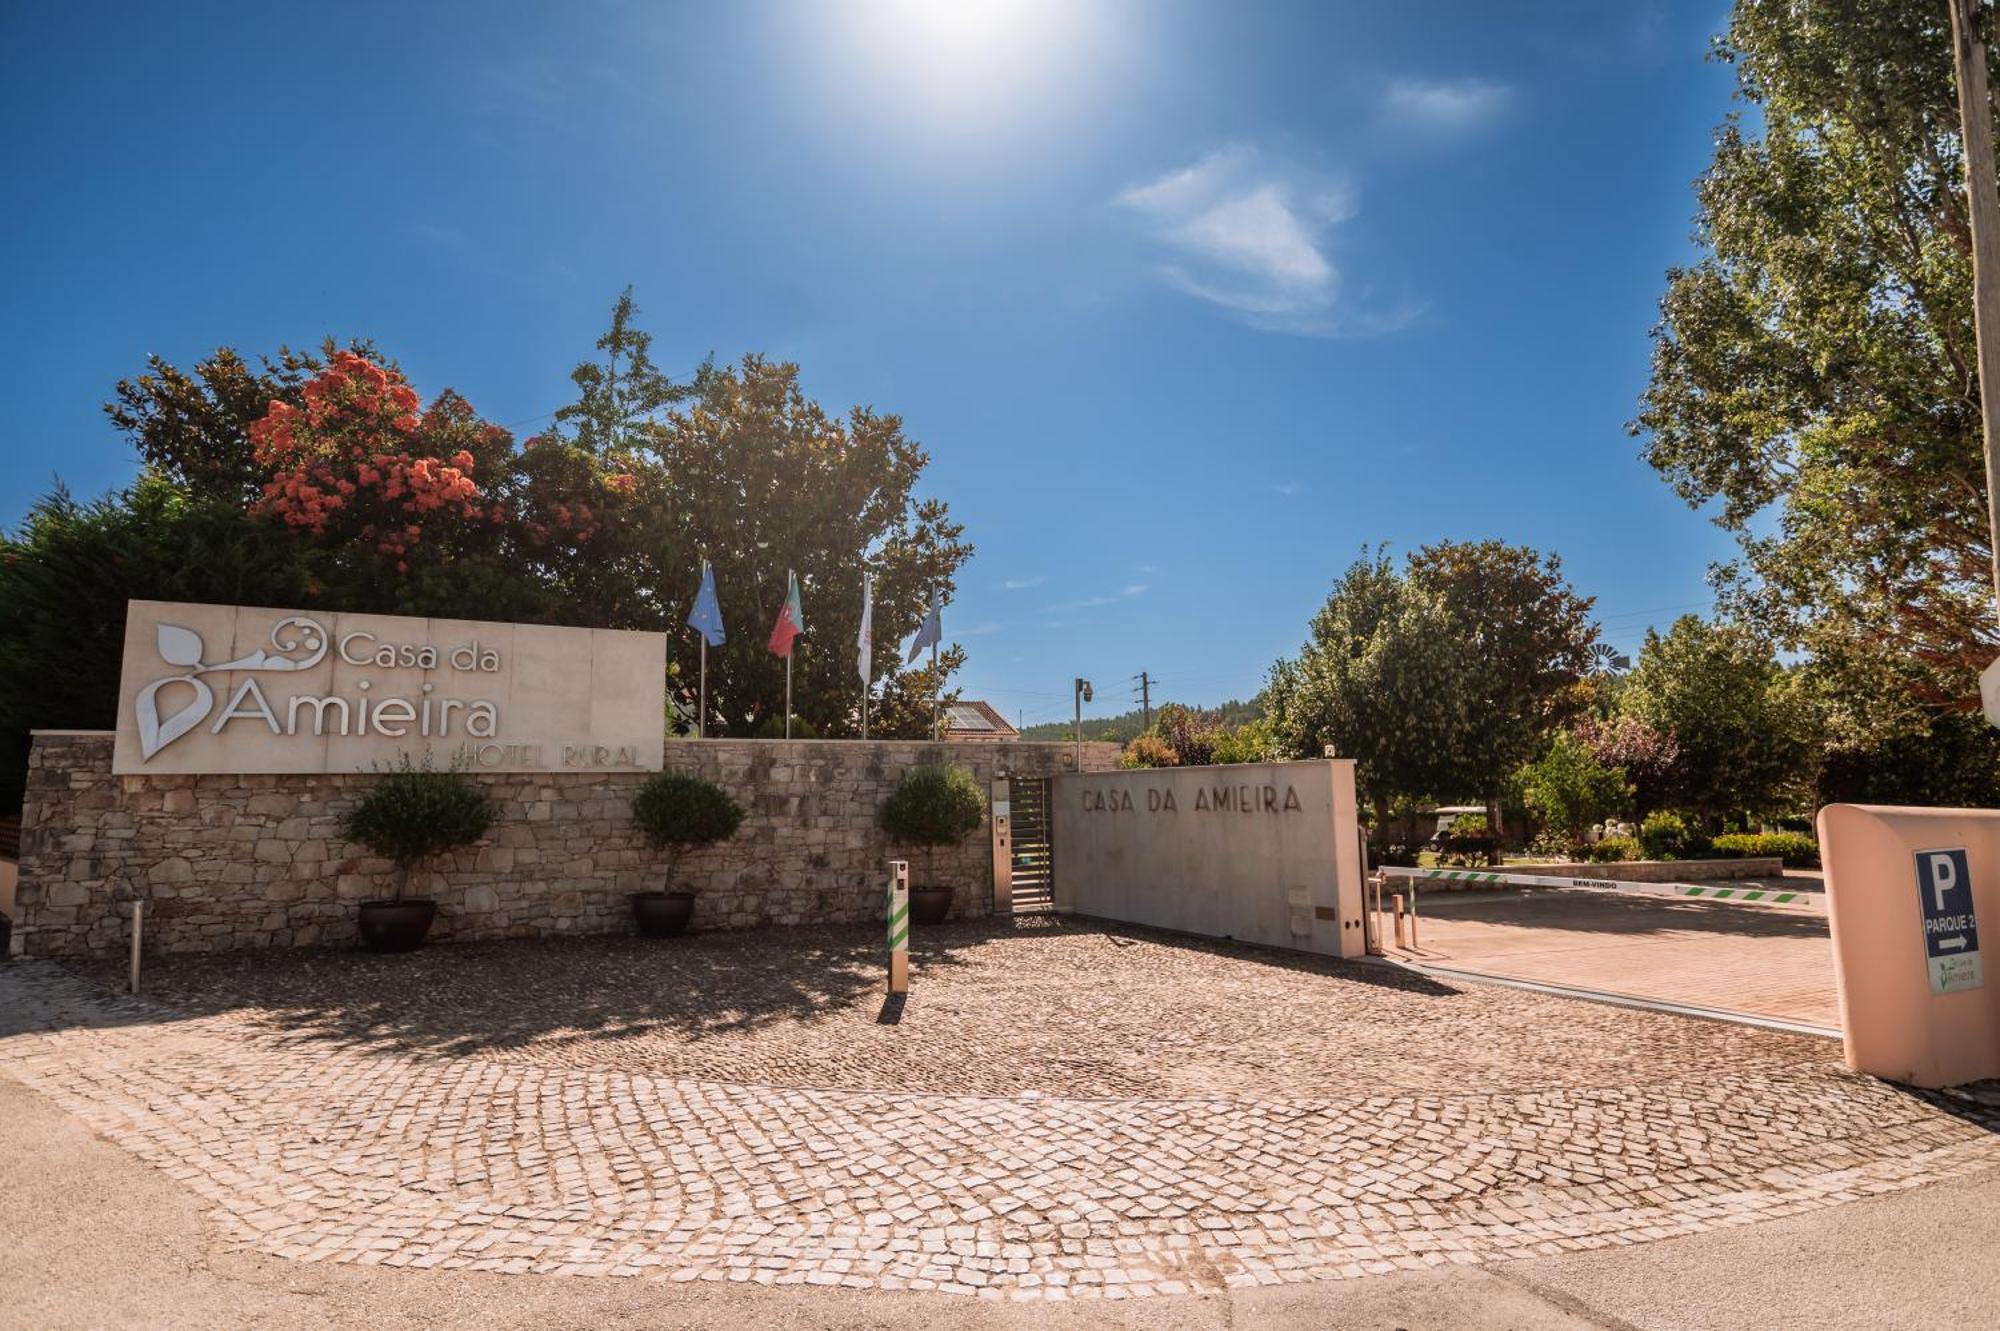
<box><xmin>942</xmin><ymin>699</ymin><xmax>1019</xmax><ymax>740</ymax></box>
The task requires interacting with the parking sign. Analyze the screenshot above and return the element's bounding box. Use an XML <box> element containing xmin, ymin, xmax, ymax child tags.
<box><xmin>1915</xmin><ymin>848</ymin><xmax>1982</xmax><ymax>995</ymax></box>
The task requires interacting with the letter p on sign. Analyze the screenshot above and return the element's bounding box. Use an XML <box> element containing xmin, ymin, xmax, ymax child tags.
<box><xmin>1930</xmin><ymin>852</ymin><xmax>1958</xmax><ymax>912</ymax></box>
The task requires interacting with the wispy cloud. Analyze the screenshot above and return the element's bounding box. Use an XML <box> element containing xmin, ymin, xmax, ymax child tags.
<box><xmin>410</xmin><ymin>222</ymin><xmax>467</xmax><ymax>247</ymax></box>
<box><xmin>957</xmin><ymin>621</ymin><xmax>1002</xmax><ymax>637</ymax></box>
<box><xmin>1048</xmin><ymin>584</ymin><xmax>1149</xmax><ymax>613</ymax></box>
<box><xmin>1002</xmin><ymin>575</ymin><xmax>1045</xmax><ymax>591</ymax></box>
<box><xmin>1274</xmin><ymin>482</ymin><xmax>1302</xmax><ymax>497</ymax></box>
<box><xmin>1380</xmin><ymin>77</ymin><xmax>1511</xmax><ymax>136</ymax></box>
<box><xmin>1117</xmin><ymin>145</ymin><xmax>1358</xmax><ymax>335</ymax></box>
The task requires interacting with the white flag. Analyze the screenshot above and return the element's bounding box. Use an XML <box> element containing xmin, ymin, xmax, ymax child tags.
<box><xmin>857</xmin><ymin>573</ymin><xmax>874</xmax><ymax>688</ymax></box>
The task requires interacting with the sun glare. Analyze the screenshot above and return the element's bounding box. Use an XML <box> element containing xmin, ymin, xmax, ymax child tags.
<box><xmin>837</xmin><ymin>0</ymin><xmax>1096</xmax><ymax>122</ymax></box>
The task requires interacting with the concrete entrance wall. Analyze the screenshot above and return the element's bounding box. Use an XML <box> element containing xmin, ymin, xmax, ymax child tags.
<box><xmin>1050</xmin><ymin>759</ymin><xmax>1366</xmax><ymax>958</ymax></box>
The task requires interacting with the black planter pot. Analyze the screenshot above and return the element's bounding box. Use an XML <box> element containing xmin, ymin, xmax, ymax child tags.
<box><xmin>909</xmin><ymin>885</ymin><xmax>954</xmax><ymax>925</ymax></box>
<box><xmin>632</xmin><ymin>891</ymin><xmax>696</xmax><ymax>938</ymax></box>
<box><xmin>357</xmin><ymin>899</ymin><xmax>436</xmax><ymax>953</ymax></box>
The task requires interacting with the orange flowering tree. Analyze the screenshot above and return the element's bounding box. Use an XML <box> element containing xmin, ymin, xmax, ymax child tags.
<box><xmin>243</xmin><ymin>352</ymin><xmax>535</xmax><ymax>614</ymax></box>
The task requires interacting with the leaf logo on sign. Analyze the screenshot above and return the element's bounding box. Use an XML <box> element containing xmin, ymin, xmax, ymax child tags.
<box><xmin>132</xmin><ymin>616</ymin><xmax>331</xmax><ymax>760</ymax></box>
<box><xmin>136</xmin><ymin>626</ymin><xmax>216</xmax><ymax>759</ymax></box>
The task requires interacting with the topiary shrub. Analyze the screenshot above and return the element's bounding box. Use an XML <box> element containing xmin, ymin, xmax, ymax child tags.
<box><xmin>1586</xmin><ymin>835</ymin><xmax>1641</xmax><ymax>863</ymax></box>
<box><xmin>1639</xmin><ymin>810</ymin><xmax>1708</xmax><ymax>861</ymax></box>
<box><xmin>343</xmin><ymin>755</ymin><xmax>494</xmax><ymax>899</ymax></box>
<box><xmin>879</xmin><ymin>764</ymin><xmax>985</xmax><ymax>884</ymax></box>
<box><xmin>1711</xmin><ymin>830</ymin><xmax>1819</xmax><ymax>869</ymax></box>
<box><xmin>631</xmin><ymin>771</ymin><xmax>745</xmax><ymax>890</ymax></box>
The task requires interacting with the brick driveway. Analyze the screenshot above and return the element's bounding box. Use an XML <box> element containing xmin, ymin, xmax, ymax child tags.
<box><xmin>3</xmin><ymin>918</ymin><xmax>1996</xmax><ymax>1301</ymax></box>
<box><xmin>1398</xmin><ymin>890</ymin><xmax>1838</xmax><ymax>1029</ymax></box>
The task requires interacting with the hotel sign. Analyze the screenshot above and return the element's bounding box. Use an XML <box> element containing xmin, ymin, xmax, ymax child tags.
<box><xmin>112</xmin><ymin>600</ymin><xmax>665</xmax><ymax>775</ymax></box>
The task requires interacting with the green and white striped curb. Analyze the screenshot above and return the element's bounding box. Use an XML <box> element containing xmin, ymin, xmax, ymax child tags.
<box><xmin>1395</xmin><ymin>867</ymin><xmax>1821</xmax><ymax>910</ymax></box>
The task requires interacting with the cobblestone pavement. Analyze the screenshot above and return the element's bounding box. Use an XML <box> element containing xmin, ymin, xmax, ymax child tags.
<box><xmin>6</xmin><ymin>918</ymin><xmax>1999</xmax><ymax>1302</ymax></box>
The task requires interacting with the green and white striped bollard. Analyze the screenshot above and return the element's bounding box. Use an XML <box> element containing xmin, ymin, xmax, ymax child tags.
<box><xmin>887</xmin><ymin>859</ymin><xmax>909</xmax><ymax>994</ymax></box>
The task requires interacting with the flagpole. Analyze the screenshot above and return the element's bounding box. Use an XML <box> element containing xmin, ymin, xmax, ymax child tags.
<box><xmin>785</xmin><ymin>655</ymin><xmax>793</xmax><ymax>739</ymax></box>
<box><xmin>930</xmin><ymin>634</ymin><xmax>939</xmax><ymax>742</ymax></box>
<box><xmin>698</xmin><ymin>637</ymin><xmax>707</xmax><ymax>740</ymax></box>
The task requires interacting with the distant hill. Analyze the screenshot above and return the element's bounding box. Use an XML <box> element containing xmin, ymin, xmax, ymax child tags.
<box><xmin>1019</xmin><ymin>697</ymin><xmax>1262</xmax><ymax>744</ymax></box>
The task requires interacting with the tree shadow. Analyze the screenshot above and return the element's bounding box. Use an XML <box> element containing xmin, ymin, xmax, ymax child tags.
<box><xmin>1058</xmin><ymin>913</ymin><xmax>1463</xmax><ymax>998</ymax></box>
<box><xmin>1408</xmin><ymin>889</ymin><xmax>1832</xmax><ymax>941</ymax></box>
<box><xmin>63</xmin><ymin>918</ymin><xmax>1011</xmax><ymax>1061</ymax></box>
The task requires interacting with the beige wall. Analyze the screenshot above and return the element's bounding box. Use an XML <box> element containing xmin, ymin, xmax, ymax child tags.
<box><xmin>1050</xmin><ymin>759</ymin><xmax>1366</xmax><ymax>958</ymax></box>
<box><xmin>18</xmin><ymin>731</ymin><xmax>1122</xmax><ymax>958</ymax></box>
<box><xmin>112</xmin><ymin>600</ymin><xmax>665</xmax><ymax>776</ymax></box>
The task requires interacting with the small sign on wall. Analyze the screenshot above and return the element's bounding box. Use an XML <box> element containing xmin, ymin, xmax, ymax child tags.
<box><xmin>1915</xmin><ymin>848</ymin><xmax>1982</xmax><ymax>995</ymax></box>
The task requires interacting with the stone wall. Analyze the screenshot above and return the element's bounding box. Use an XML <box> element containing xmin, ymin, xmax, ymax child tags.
<box><xmin>15</xmin><ymin>732</ymin><xmax>1122</xmax><ymax>958</ymax></box>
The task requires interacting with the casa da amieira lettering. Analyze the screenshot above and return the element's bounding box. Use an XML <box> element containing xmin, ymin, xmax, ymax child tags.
<box><xmin>111</xmin><ymin>601</ymin><xmax>666</xmax><ymax>776</ymax></box>
<box><xmin>1080</xmin><ymin>782</ymin><xmax>1306</xmax><ymax>815</ymax></box>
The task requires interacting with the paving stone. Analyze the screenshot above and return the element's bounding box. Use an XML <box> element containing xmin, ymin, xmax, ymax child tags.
<box><xmin>4</xmin><ymin>922</ymin><xmax>1999</xmax><ymax>1302</ymax></box>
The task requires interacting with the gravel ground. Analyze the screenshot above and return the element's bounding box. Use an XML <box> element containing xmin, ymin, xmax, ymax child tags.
<box><xmin>75</xmin><ymin>914</ymin><xmax>1833</xmax><ymax>1098</ymax></box>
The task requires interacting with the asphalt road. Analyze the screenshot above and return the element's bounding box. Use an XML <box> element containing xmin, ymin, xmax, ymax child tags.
<box><xmin>2</xmin><ymin>1073</ymin><xmax>1994</xmax><ymax>1330</ymax></box>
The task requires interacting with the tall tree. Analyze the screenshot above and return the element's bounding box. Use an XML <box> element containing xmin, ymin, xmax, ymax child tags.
<box><xmin>551</xmin><ymin>287</ymin><xmax>707</xmax><ymax>455</ymax></box>
<box><xmin>1635</xmin><ymin>0</ymin><xmax>1993</xmax><ymax>729</ymax></box>
<box><xmin>1617</xmin><ymin>616</ymin><xmax>1819</xmax><ymax>827</ymax></box>
<box><xmin>1265</xmin><ymin>550</ymin><xmax>1479</xmax><ymax>828</ymax></box>
<box><xmin>1405</xmin><ymin>540</ymin><xmax>1599</xmax><ymax>817</ymax></box>
<box><xmin>655</xmin><ymin>355</ymin><xmax>972</xmax><ymax>735</ymax></box>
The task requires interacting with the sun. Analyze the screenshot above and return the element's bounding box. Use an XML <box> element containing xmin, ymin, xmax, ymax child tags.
<box><xmin>834</xmin><ymin>0</ymin><xmax>1098</xmax><ymax>122</ymax></box>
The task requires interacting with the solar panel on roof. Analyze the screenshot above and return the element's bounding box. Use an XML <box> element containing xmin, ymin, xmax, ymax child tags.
<box><xmin>948</xmin><ymin>704</ymin><xmax>994</xmax><ymax>730</ymax></box>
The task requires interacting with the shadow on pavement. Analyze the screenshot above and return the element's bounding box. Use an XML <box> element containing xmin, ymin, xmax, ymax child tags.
<box><xmin>1415</xmin><ymin>890</ymin><xmax>1830</xmax><ymax>941</ymax></box>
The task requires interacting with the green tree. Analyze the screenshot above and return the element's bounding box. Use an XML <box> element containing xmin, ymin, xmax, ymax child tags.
<box><xmin>1617</xmin><ymin>616</ymin><xmax>1819</xmax><ymax>827</ymax></box>
<box><xmin>1405</xmin><ymin>540</ymin><xmax>1600</xmax><ymax>822</ymax></box>
<box><xmin>1635</xmin><ymin>0</ymin><xmax>1992</xmax><ymax>726</ymax></box>
<box><xmin>1518</xmin><ymin>732</ymin><xmax>1633</xmax><ymax>846</ymax></box>
<box><xmin>1265</xmin><ymin>550</ymin><xmax>1479</xmax><ymax>829</ymax></box>
<box><xmin>656</xmin><ymin>355</ymin><xmax>973</xmax><ymax>736</ymax></box>
<box><xmin>0</xmin><ymin>477</ymin><xmax>320</xmax><ymax>811</ymax></box>
<box><xmin>552</xmin><ymin>286</ymin><xmax>708</xmax><ymax>455</ymax></box>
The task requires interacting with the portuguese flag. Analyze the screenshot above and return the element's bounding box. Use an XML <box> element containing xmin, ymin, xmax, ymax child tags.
<box><xmin>768</xmin><ymin>570</ymin><xmax>805</xmax><ymax>657</ymax></box>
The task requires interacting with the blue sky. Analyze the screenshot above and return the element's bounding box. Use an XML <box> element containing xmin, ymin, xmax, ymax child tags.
<box><xmin>2</xmin><ymin>1</ymin><xmax>1740</xmax><ymax>727</ymax></box>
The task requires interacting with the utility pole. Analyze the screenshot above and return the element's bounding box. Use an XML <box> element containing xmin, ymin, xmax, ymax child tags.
<box><xmin>1132</xmin><ymin>671</ymin><xmax>1153</xmax><ymax>731</ymax></box>
<box><xmin>1950</xmin><ymin>0</ymin><xmax>2000</xmax><ymax>631</ymax></box>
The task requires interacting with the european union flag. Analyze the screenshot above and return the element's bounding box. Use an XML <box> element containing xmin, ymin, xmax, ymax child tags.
<box><xmin>687</xmin><ymin>562</ymin><xmax>726</xmax><ymax>647</ymax></box>
<box><xmin>906</xmin><ymin>586</ymin><xmax>942</xmax><ymax>664</ymax></box>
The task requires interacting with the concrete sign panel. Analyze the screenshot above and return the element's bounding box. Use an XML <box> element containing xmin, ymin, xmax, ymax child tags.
<box><xmin>1050</xmin><ymin>759</ymin><xmax>1365</xmax><ymax>958</ymax></box>
<box><xmin>1915</xmin><ymin>848</ymin><xmax>1982</xmax><ymax>995</ymax></box>
<box><xmin>112</xmin><ymin>600</ymin><xmax>665</xmax><ymax>775</ymax></box>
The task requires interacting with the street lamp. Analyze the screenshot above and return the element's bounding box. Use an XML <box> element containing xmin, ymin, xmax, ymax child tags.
<box><xmin>1073</xmin><ymin>676</ymin><xmax>1093</xmax><ymax>769</ymax></box>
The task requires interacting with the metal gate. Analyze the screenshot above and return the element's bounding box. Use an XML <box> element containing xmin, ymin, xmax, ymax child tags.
<box><xmin>1009</xmin><ymin>777</ymin><xmax>1054</xmax><ymax>913</ymax></box>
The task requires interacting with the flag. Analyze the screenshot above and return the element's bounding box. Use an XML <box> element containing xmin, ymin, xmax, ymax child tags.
<box><xmin>905</xmin><ymin>586</ymin><xmax>942</xmax><ymax>664</ymax></box>
<box><xmin>686</xmin><ymin>561</ymin><xmax>725</xmax><ymax>647</ymax></box>
<box><xmin>857</xmin><ymin>573</ymin><xmax>874</xmax><ymax>688</ymax></box>
<box><xmin>768</xmin><ymin>570</ymin><xmax>805</xmax><ymax>657</ymax></box>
